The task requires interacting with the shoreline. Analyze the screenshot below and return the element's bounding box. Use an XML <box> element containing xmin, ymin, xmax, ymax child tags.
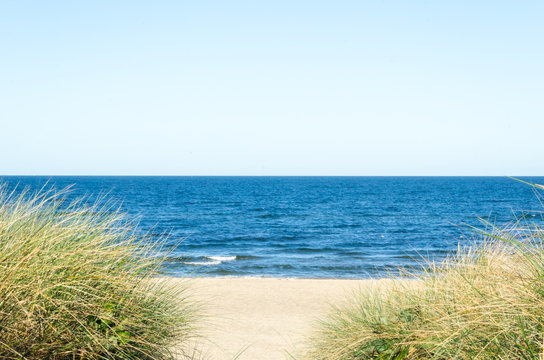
<box><xmin>175</xmin><ymin>277</ymin><xmax>401</xmax><ymax>360</ymax></box>
<box><xmin>164</xmin><ymin>274</ymin><xmax>416</xmax><ymax>280</ymax></box>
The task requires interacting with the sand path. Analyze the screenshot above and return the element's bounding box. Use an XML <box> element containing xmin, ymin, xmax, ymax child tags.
<box><xmin>179</xmin><ymin>278</ymin><xmax>383</xmax><ymax>360</ymax></box>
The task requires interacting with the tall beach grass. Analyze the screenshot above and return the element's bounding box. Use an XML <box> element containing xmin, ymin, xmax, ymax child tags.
<box><xmin>309</xmin><ymin>184</ymin><xmax>544</xmax><ymax>359</ymax></box>
<box><xmin>0</xmin><ymin>185</ymin><xmax>197</xmax><ymax>359</ymax></box>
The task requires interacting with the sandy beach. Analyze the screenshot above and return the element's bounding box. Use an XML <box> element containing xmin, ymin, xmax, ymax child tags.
<box><xmin>180</xmin><ymin>277</ymin><xmax>391</xmax><ymax>360</ymax></box>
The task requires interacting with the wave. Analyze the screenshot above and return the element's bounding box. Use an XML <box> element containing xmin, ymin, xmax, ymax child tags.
<box><xmin>184</xmin><ymin>254</ymin><xmax>255</xmax><ymax>266</ymax></box>
<box><xmin>206</xmin><ymin>255</ymin><xmax>236</xmax><ymax>261</ymax></box>
<box><xmin>185</xmin><ymin>260</ymin><xmax>221</xmax><ymax>266</ymax></box>
<box><xmin>166</xmin><ymin>254</ymin><xmax>261</xmax><ymax>267</ymax></box>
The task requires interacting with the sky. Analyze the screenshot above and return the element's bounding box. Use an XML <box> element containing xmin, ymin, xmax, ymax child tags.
<box><xmin>0</xmin><ymin>1</ymin><xmax>543</xmax><ymax>176</ymax></box>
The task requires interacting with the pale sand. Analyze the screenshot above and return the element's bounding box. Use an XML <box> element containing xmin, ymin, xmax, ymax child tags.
<box><xmin>177</xmin><ymin>277</ymin><xmax>395</xmax><ymax>360</ymax></box>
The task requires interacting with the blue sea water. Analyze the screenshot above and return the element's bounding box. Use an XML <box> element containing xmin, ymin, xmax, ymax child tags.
<box><xmin>1</xmin><ymin>176</ymin><xmax>543</xmax><ymax>278</ymax></box>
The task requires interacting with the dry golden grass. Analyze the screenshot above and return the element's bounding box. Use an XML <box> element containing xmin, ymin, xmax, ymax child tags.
<box><xmin>309</xmin><ymin>186</ymin><xmax>544</xmax><ymax>360</ymax></box>
<box><xmin>0</xmin><ymin>185</ymin><xmax>198</xmax><ymax>359</ymax></box>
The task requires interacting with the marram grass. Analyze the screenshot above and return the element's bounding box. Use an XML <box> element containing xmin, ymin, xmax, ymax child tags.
<box><xmin>0</xmin><ymin>185</ymin><xmax>197</xmax><ymax>359</ymax></box>
<box><xmin>309</xmin><ymin>186</ymin><xmax>544</xmax><ymax>360</ymax></box>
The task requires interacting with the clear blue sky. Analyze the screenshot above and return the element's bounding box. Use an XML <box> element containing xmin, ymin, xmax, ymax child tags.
<box><xmin>1</xmin><ymin>1</ymin><xmax>542</xmax><ymax>175</ymax></box>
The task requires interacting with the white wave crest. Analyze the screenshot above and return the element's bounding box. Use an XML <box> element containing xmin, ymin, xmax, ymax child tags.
<box><xmin>185</xmin><ymin>260</ymin><xmax>221</xmax><ymax>266</ymax></box>
<box><xmin>206</xmin><ymin>256</ymin><xmax>237</xmax><ymax>261</ymax></box>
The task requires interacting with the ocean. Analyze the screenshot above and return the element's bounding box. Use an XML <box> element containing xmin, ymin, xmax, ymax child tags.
<box><xmin>1</xmin><ymin>176</ymin><xmax>543</xmax><ymax>278</ymax></box>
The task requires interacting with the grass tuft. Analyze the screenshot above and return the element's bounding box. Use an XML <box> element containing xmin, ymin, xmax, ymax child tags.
<box><xmin>0</xmin><ymin>185</ymin><xmax>197</xmax><ymax>359</ymax></box>
<box><xmin>309</xmin><ymin>184</ymin><xmax>544</xmax><ymax>360</ymax></box>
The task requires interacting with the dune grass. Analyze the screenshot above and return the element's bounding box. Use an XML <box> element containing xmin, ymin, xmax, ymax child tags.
<box><xmin>0</xmin><ymin>185</ymin><xmax>197</xmax><ymax>359</ymax></box>
<box><xmin>309</xmin><ymin>185</ymin><xmax>544</xmax><ymax>359</ymax></box>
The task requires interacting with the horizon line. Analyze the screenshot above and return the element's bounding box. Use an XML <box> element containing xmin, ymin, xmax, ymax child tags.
<box><xmin>1</xmin><ymin>174</ymin><xmax>542</xmax><ymax>178</ymax></box>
